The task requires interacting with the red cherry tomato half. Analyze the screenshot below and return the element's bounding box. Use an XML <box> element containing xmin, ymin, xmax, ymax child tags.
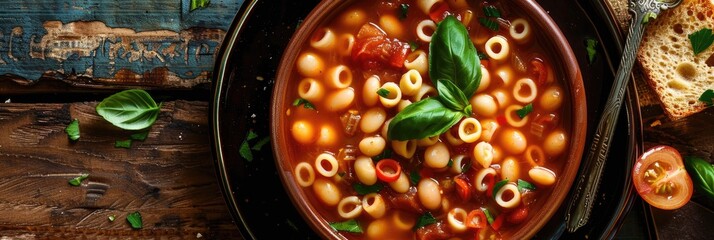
<box><xmin>632</xmin><ymin>145</ymin><xmax>693</xmax><ymax>210</ymax></box>
<box><xmin>376</xmin><ymin>159</ymin><xmax>401</xmax><ymax>182</ymax></box>
<box><xmin>465</xmin><ymin>209</ymin><xmax>487</xmax><ymax>229</ymax></box>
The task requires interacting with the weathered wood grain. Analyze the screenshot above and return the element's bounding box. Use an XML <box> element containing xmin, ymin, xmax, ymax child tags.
<box><xmin>0</xmin><ymin>101</ymin><xmax>240</xmax><ymax>238</ymax></box>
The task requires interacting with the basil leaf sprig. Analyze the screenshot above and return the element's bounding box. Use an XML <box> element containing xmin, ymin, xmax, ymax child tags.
<box><xmin>96</xmin><ymin>89</ymin><xmax>161</xmax><ymax>130</ymax></box>
<box><xmin>684</xmin><ymin>156</ymin><xmax>714</xmax><ymax>200</ymax></box>
<box><xmin>388</xmin><ymin>16</ymin><xmax>481</xmax><ymax>140</ymax></box>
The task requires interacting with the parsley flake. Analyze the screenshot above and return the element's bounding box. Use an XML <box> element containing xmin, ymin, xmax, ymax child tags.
<box><xmin>483</xmin><ymin>6</ymin><xmax>501</xmax><ymax>18</ymax></box>
<box><xmin>689</xmin><ymin>28</ymin><xmax>714</xmax><ymax>55</ymax></box>
<box><xmin>586</xmin><ymin>38</ymin><xmax>598</xmax><ymax>64</ymax></box>
<box><xmin>68</xmin><ymin>173</ymin><xmax>89</xmax><ymax>186</ymax></box>
<box><xmin>130</xmin><ymin>131</ymin><xmax>149</xmax><ymax>141</ymax></box>
<box><xmin>492</xmin><ymin>179</ymin><xmax>509</xmax><ymax>199</ymax></box>
<box><xmin>477</xmin><ymin>51</ymin><xmax>488</xmax><ymax>60</ymax></box>
<box><xmin>413</xmin><ymin>212</ymin><xmax>437</xmax><ymax>231</ymax></box>
<box><xmin>115</xmin><ymin>139</ymin><xmax>132</xmax><ymax>149</ymax></box>
<box><xmin>409</xmin><ymin>169</ymin><xmax>421</xmax><ymax>185</ymax></box>
<box><xmin>373</xmin><ymin>149</ymin><xmax>393</xmax><ymax>162</ymax></box>
<box><xmin>700</xmin><ymin>89</ymin><xmax>714</xmax><ymax>106</ymax></box>
<box><xmin>409</xmin><ymin>40</ymin><xmax>419</xmax><ymax>52</ymax></box>
<box><xmin>377</xmin><ymin>88</ymin><xmax>391</xmax><ymax>98</ymax></box>
<box><xmin>329</xmin><ymin>219</ymin><xmax>363</xmax><ymax>233</ymax></box>
<box><xmin>126</xmin><ymin>212</ymin><xmax>143</xmax><ymax>229</ymax></box>
<box><xmin>251</xmin><ymin>136</ymin><xmax>271</xmax><ymax>151</ymax></box>
<box><xmin>240</xmin><ymin>130</ymin><xmax>262</xmax><ymax>162</ymax></box>
<box><xmin>517</xmin><ymin>179</ymin><xmax>537</xmax><ymax>192</ymax></box>
<box><xmin>516</xmin><ymin>103</ymin><xmax>533</xmax><ymax>118</ymax></box>
<box><xmin>482</xmin><ymin>208</ymin><xmax>495</xmax><ymax>224</ymax></box>
<box><xmin>399</xmin><ymin>4</ymin><xmax>410</xmax><ymax>20</ymax></box>
<box><xmin>479</xmin><ymin>17</ymin><xmax>499</xmax><ymax>31</ymax></box>
<box><xmin>65</xmin><ymin>119</ymin><xmax>80</xmax><ymax>141</ymax></box>
<box><xmin>353</xmin><ymin>183</ymin><xmax>383</xmax><ymax>195</ymax></box>
<box><xmin>292</xmin><ymin>98</ymin><xmax>316</xmax><ymax>110</ymax></box>
<box><xmin>447</xmin><ymin>159</ymin><xmax>454</xmax><ymax>167</ymax></box>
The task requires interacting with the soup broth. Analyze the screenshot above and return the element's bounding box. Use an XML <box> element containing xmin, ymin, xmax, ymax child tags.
<box><xmin>282</xmin><ymin>0</ymin><xmax>571</xmax><ymax>239</ymax></box>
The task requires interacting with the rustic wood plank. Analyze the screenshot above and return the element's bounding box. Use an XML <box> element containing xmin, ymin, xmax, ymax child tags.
<box><xmin>0</xmin><ymin>101</ymin><xmax>240</xmax><ymax>238</ymax></box>
<box><xmin>0</xmin><ymin>0</ymin><xmax>243</xmax><ymax>92</ymax></box>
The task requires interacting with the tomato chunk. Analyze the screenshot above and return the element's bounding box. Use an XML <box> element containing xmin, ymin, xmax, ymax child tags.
<box><xmin>454</xmin><ymin>177</ymin><xmax>471</xmax><ymax>201</ymax></box>
<box><xmin>632</xmin><ymin>145</ymin><xmax>693</xmax><ymax>210</ymax></box>
<box><xmin>352</xmin><ymin>23</ymin><xmax>412</xmax><ymax>69</ymax></box>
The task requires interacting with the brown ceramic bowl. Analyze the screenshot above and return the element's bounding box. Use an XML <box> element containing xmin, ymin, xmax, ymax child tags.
<box><xmin>271</xmin><ymin>0</ymin><xmax>586</xmax><ymax>239</ymax></box>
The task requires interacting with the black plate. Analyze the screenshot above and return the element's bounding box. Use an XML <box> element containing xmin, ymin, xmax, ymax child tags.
<box><xmin>210</xmin><ymin>0</ymin><xmax>644</xmax><ymax>239</ymax></box>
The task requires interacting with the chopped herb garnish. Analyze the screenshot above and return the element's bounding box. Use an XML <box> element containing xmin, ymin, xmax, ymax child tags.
<box><xmin>409</xmin><ymin>40</ymin><xmax>419</xmax><ymax>52</ymax></box>
<box><xmin>373</xmin><ymin>148</ymin><xmax>393</xmax><ymax>161</ymax></box>
<box><xmin>329</xmin><ymin>219</ymin><xmax>363</xmax><ymax>233</ymax></box>
<box><xmin>492</xmin><ymin>179</ymin><xmax>509</xmax><ymax>199</ymax></box>
<box><xmin>483</xmin><ymin>6</ymin><xmax>501</xmax><ymax>18</ymax></box>
<box><xmin>642</xmin><ymin>12</ymin><xmax>657</xmax><ymax>24</ymax></box>
<box><xmin>479</xmin><ymin>17</ymin><xmax>499</xmax><ymax>31</ymax></box>
<box><xmin>353</xmin><ymin>183</ymin><xmax>383</xmax><ymax>195</ymax></box>
<box><xmin>409</xmin><ymin>169</ymin><xmax>421</xmax><ymax>185</ymax></box>
<box><xmin>413</xmin><ymin>212</ymin><xmax>438</xmax><ymax>231</ymax></box>
<box><xmin>292</xmin><ymin>98</ymin><xmax>316</xmax><ymax>110</ymax></box>
<box><xmin>481</xmin><ymin>207</ymin><xmax>495</xmax><ymax>224</ymax></box>
<box><xmin>108</xmin><ymin>215</ymin><xmax>116</xmax><ymax>222</ymax></box>
<box><xmin>517</xmin><ymin>179</ymin><xmax>537</xmax><ymax>192</ymax></box>
<box><xmin>126</xmin><ymin>212</ymin><xmax>143</xmax><ymax>229</ymax></box>
<box><xmin>689</xmin><ymin>28</ymin><xmax>714</xmax><ymax>55</ymax></box>
<box><xmin>115</xmin><ymin>139</ymin><xmax>132</xmax><ymax>149</ymax></box>
<box><xmin>246</xmin><ymin>130</ymin><xmax>258</xmax><ymax>141</ymax></box>
<box><xmin>189</xmin><ymin>0</ymin><xmax>210</xmax><ymax>11</ymax></box>
<box><xmin>699</xmin><ymin>89</ymin><xmax>714</xmax><ymax>106</ymax></box>
<box><xmin>130</xmin><ymin>131</ymin><xmax>149</xmax><ymax>141</ymax></box>
<box><xmin>240</xmin><ymin>130</ymin><xmax>261</xmax><ymax>162</ymax></box>
<box><xmin>477</xmin><ymin>51</ymin><xmax>488</xmax><ymax>60</ymax></box>
<box><xmin>516</xmin><ymin>103</ymin><xmax>533</xmax><ymax>118</ymax></box>
<box><xmin>447</xmin><ymin>159</ymin><xmax>454</xmax><ymax>167</ymax></box>
<box><xmin>65</xmin><ymin>119</ymin><xmax>80</xmax><ymax>141</ymax></box>
<box><xmin>462</xmin><ymin>161</ymin><xmax>472</xmax><ymax>173</ymax></box>
<box><xmin>377</xmin><ymin>88</ymin><xmax>391</xmax><ymax>98</ymax></box>
<box><xmin>68</xmin><ymin>173</ymin><xmax>89</xmax><ymax>186</ymax></box>
<box><xmin>586</xmin><ymin>38</ymin><xmax>598</xmax><ymax>64</ymax></box>
<box><xmin>399</xmin><ymin>4</ymin><xmax>410</xmax><ymax>20</ymax></box>
<box><xmin>251</xmin><ymin>136</ymin><xmax>271</xmax><ymax>151</ymax></box>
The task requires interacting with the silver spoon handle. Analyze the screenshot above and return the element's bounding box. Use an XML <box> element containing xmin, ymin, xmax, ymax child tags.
<box><xmin>565</xmin><ymin>0</ymin><xmax>681</xmax><ymax>232</ymax></box>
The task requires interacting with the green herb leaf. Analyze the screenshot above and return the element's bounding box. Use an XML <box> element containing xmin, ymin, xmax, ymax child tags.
<box><xmin>65</xmin><ymin>119</ymin><xmax>80</xmax><ymax>141</ymax></box>
<box><xmin>517</xmin><ymin>179</ymin><xmax>537</xmax><ymax>192</ymax></box>
<box><xmin>699</xmin><ymin>89</ymin><xmax>714</xmax><ymax>106</ymax></box>
<box><xmin>353</xmin><ymin>183</ymin><xmax>383</xmax><ymax>195</ymax></box>
<box><xmin>409</xmin><ymin>41</ymin><xmax>419</xmax><ymax>52</ymax></box>
<box><xmin>492</xmin><ymin>179</ymin><xmax>509</xmax><ymax>199</ymax></box>
<box><xmin>108</xmin><ymin>215</ymin><xmax>116</xmax><ymax>222</ymax></box>
<box><xmin>68</xmin><ymin>173</ymin><xmax>89</xmax><ymax>186</ymax></box>
<box><xmin>684</xmin><ymin>156</ymin><xmax>714</xmax><ymax>200</ymax></box>
<box><xmin>586</xmin><ymin>38</ymin><xmax>598</xmax><ymax>64</ymax></box>
<box><xmin>430</xmin><ymin>16</ymin><xmax>481</xmax><ymax>97</ymax></box>
<box><xmin>481</xmin><ymin>207</ymin><xmax>495</xmax><ymax>224</ymax></box>
<box><xmin>329</xmin><ymin>219</ymin><xmax>363</xmax><ymax>233</ymax></box>
<box><xmin>252</xmin><ymin>136</ymin><xmax>271</xmax><ymax>151</ymax></box>
<box><xmin>130</xmin><ymin>131</ymin><xmax>149</xmax><ymax>141</ymax></box>
<box><xmin>388</xmin><ymin>98</ymin><xmax>464</xmax><ymax>140</ymax></box>
<box><xmin>479</xmin><ymin>17</ymin><xmax>499</xmax><ymax>31</ymax></box>
<box><xmin>115</xmin><ymin>139</ymin><xmax>132</xmax><ymax>149</ymax></box>
<box><xmin>462</xmin><ymin>161</ymin><xmax>472</xmax><ymax>173</ymax></box>
<box><xmin>477</xmin><ymin>51</ymin><xmax>488</xmax><ymax>60</ymax></box>
<box><xmin>292</xmin><ymin>98</ymin><xmax>316</xmax><ymax>110</ymax></box>
<box><xmin>447</xmin><ymin>159</ymin><xmax>454</xmax><ymax>167</ymax></box>
<box><xmin>409</xmin><ymin>169</ymin><xmax>421</xmax><ymax>185</ymax></box>
<box><xmin>189</xmin><ymin>0</ymin><xmax>210</xmax><ymax>11</ymax></box>
<box><xmin>642</xmin><ymin>12</ymin><xmax>657</xmax><ymax>24</ymax></box>
<box><xmin>483</xmin><ymin>6</ymin><xmax>501</xmax><ymax>18</ymax></box>
<box><xmin>689</xmin><ymin>28</ymin><xmax>714</xmax><ymax>55</ymax></box>
<box><xmin>239</xmin><ymin>140</ymin><xmax>253</xmax><ymax>162</ymax></box>
<box><xmin>373</xmin><ymin>148</ymin><xmax>393</xmax><ymax>162</ymax></box>
<box><xmin>516</xmin><ymin>103</ymin><xmax>533</xmax><ymax>118</ymax></box>
<box><xmin>399</xmin><ymin>3</ymin><xmax>409</xmax><ymax>20</ymax></box>
<box><xmin>96</xmin><ymin>89</ymin><xmax>161</xmax><ymax>130</ymax></box>
<box><xmin>126</xmin><ymin>212</ymin><xmax>143</xmax><ymax>229</ymax></box>
<box><xmin>413</xmin><ymin>212</ymin><xmax>437</xmax><ymax>230</ymax></box>
<box><xmin>436</xmin><ymin>79</ymin><xmax>470</xmax><ymax>113</ymax></box>
<box><xmin>377</xmin><ymin>88</ymin><xmax>391</xmax><ymax>98</ymax></box>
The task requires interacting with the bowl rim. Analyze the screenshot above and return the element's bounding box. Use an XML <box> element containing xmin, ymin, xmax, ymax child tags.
<box><xmin>270</xmin><ymin>0</ymin><xmax>587</xmax><ymax>239</ymax></box>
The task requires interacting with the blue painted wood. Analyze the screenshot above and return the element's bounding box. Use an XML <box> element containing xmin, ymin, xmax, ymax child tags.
<box><xmin>0</xmin><ymin>0</ymin><xmax>243</xmax><ymax>86</ymax></box>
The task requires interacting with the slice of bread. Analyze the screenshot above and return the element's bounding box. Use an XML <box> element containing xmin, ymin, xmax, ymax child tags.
<box><xmin>637</xmin><ymin>0</ymin><xmax>714</xmax><ymax>119</ymax></box>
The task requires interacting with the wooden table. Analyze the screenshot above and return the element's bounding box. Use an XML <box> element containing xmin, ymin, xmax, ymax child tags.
<box><xmin>0</xmin><ymin>0</ymin><xmax>710</xmax><ymax>239</ymax></box>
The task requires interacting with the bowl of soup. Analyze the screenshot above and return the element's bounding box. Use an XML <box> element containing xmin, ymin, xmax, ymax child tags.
<box><xmin>271</xmin><ymin>0</ymin><xmax>586</xmax><ymax>239</ymax></box>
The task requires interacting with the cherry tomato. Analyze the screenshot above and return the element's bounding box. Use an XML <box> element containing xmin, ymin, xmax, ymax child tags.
<box><xmin>465</xmin><ymin>209</ymin><xmax>487</xmax><ymax>229</ymax></box>
<box><xmin>454</xmin><ymin>177</ymin><xmax>471</xmax><ymax>201</ymax></box>
<box><xmin>375</xmin><ymin>159</ymin><xmax>401</xmax><ymax>182</ymax></box>
<box><xmin>632</xmin><ymin>145</ymin><xmax>693</xmax><ymax>210</ymax></box>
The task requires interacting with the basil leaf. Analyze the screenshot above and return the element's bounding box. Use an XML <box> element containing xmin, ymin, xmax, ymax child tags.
<box><xmin>483</xmin><ymin>6</ymin><xmax>501</xmax><ymax>18</ymax></box>
<box><xmin>65</xmin><ymin>119</ymin><xmax>80</xmax><ymax>141</ymax></box>
<box><xmin>388</xmin><ymin>98</ymin><xmax>463</xmax><ymax>140</ymax></box>
<box><xmin>130</xmin><ymin>131</ymin><xmax>149</xmax><ymax>141</ymax></box>
<box><xmin>409</xmin><ymin>169</ymin><xmax>421</xmax><ymax>185</ymax></box>
<box><xmin>699</xmin><ymin>89</ymin><xmax>714</xmax><ymax>106</ymax></box>
<box><xmin>436</xmin><ymin>79</ymin><xmax>470</xmax><ymax>113</ymax></box>
<box><xmin>399</xmin><ymin>3</ymin><xmax>409</xmax><ymax>20</ymax></box>
<box><xmin>353</xmin><ymin>183</ymin><xmax>383</xmax><ymax>195</ymax></box>
<box><xmin>252</xmin><ymin>136</ymin><xmax>271</xmax><ymax>151</ymax></box>
<box><xmin>430</xmin><ymin>16</ymin><xmax>481</xmax><ymax>98</ymax></box>
<box><xmin>372</xmin><ymin>148</ymin><xmax>393</xmax><ymax>162</ymax></box>
<box><xmin>684</xmin><ymin>156</ymin><xmax>714</xmax><ymax>200</ymax></box>
<box><xmin>413</xmin><ymin>212</ymin><xmax>437</xmax><ymax>231</ymax></box>
<box><xmin>516</xmin><ymin>103</ymin><xmax>533</xmax><ymax>118</ymax></box>
<box><xmin>517</xmin><ymin>179</ymin><xmax>537</xmax><ymax>192</ymax></box>
<box><xmin>126</xmin><ymin>212</ymin><xmax>143</xmax><ymax>229</ymax></box>
<box><xmin>377</xmin><ymin>88</ymin><xmax>391</xmax><ymax>98</ymax></box>
<box><xmin>68</xmin><ymin>173</ymin><xmax>89</xmax><ymax>186</ymax></box>
<box><xmin>689</xmin><ymin>28</ymin><xmax>714</xmax><ymax>55</ymax></box>
<box><xmin>478</xmin><ymin>17</ymin><xmax>499</xmax><ymax>31</ymax></box>
<box><xmin>492</xmin><ymin>179</ymin><xmax>509</xmax><ymax>199</ymax></box>
<box><xmin>292</xmin><ymin>98</ymin><xmax>316</xmax><ymax>110</ymax></box>
<box><xmin>239</xmin><ymin>140</ymin><xmax>253</xmax><ymax>161</ymax></box>
<box><xmin>96</xmin><ymin>90</ymin><xmax>161</xmax><ymax>130</ymax></box>
<box><xmin>329</xmin><ymin>219</ymin><xmax>363</xmax><ymax>233</ymax></box>
<box><xmin>115</xmin><ymin>139</ymin><xmax>132</xmax><ymax>149</ymax></box>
